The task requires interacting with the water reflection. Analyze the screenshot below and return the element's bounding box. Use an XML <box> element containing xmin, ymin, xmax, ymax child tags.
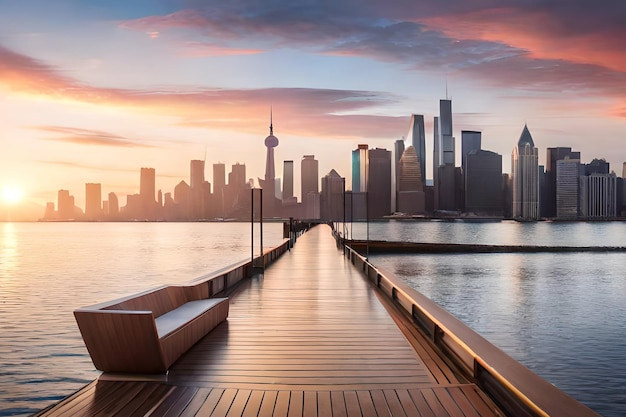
<box><xmin>0</xmin><ymin>223</ymin><xmax>19</xmax><ymax>278</ymax></box>
<box><xmin>341</xmin><ymin>220</ymin><xmax>626</xmax><ymax>247</ymax></box>
<box><xmin>0</xmin><ymin>222</ymin><xmax>285</xmax><ymax>416</ymax></box>
<box><xmin>371</xmin><ymin>250</ymin><xmax>626</xmax><ymax>417</ymax></box>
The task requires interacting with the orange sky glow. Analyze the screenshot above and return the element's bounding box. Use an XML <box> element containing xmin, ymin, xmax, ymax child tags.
<box><xmin>0</xmin><ymin>1</ymin><xmax>624</xmax><ymax>219</ymax></box>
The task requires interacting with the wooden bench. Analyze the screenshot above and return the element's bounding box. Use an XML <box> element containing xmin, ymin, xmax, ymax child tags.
<box><xmin>74</xmin><ymin>285</ymin><xmax>228</xmax><ymax>374</ymax></box>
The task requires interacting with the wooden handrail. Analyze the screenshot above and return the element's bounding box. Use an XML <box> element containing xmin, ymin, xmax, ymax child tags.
<box><xmin>343</xmin><ymin>244</ymin><xmax>600</xmax><ymax>417</ymax></box>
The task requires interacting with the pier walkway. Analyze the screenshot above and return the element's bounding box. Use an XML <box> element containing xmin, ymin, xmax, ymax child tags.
<box><xmin>38</xmin><ymin>225</ymin><xmax>502</xmax><ymax>416</ymax></box>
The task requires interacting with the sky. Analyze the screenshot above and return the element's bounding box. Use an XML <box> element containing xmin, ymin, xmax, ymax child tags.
<box><xmin>1</xmin><ymin>0</ymin><xmax>625</xmax><ymax>213</ymax></box>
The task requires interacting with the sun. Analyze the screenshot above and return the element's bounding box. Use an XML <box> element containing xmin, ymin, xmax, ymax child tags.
<box><xmin>2</xmin><ymin>186</ymin><xmax>23</xmax><ymax>205</ymax></box>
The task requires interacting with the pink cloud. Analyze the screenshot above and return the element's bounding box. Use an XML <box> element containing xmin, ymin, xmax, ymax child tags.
<box><xmin>419</xmin><ymin>7</ymin><xmax>626</xmax><ymax>73</ymax></box>
<box><xmin>179</xmin><ymin>42</ymin><xmax>263</xmax><ymax>57</ymax></box>
<box><xmin>32</xmin><ymin>126</ymin><xmax>156</xmax><ymax>147</ymax></box>
<box><xmin>0</xmin><ymin>45</ymin><xmax>404</xmax><ymax>140</ymax></box>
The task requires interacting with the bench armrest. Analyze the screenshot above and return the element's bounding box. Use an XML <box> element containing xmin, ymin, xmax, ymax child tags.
<box><xmin>74</xmin><ymin>309</ymin><xmax>167</xmax><ymax>373</ymax></box>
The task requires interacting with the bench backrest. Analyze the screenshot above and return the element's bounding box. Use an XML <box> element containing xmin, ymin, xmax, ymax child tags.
<box><xmin>103</xmin><ymin>286</ymin><xmax>189</xmax><ymax>317</ymax></box>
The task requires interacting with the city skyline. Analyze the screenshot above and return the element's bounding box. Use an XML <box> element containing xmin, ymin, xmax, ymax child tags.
<box><xmin>1</xmin><ymin>1</ymin><xmax>625</xmax><ymax>210</ymax></box>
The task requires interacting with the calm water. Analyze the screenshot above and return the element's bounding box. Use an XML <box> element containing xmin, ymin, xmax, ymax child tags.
<box><xmin>351</xmin><ymin>220</ymin><xmax>626</xmax><ymax>417</ymax></box>
<box><xmin>2</xmin><ymin>221</ymin><xmax>625</xmax><ymax>416</ymax></box>
<box><xmin>0</xmin><ymin>222</ymin><xmax>284</xmax><ymax>416</ymax></box>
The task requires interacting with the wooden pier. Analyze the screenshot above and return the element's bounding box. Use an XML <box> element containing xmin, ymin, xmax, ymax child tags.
<box><xmin>37</xmin><ymin>225</ymin><xmax>597</xmax><ymax>416</ymax></box>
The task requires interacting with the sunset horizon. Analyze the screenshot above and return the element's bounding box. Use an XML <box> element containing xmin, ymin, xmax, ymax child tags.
<box><xmin>1</xmin><ymin>1</ymin><xmax>624</xmax><ymax>216</ymax></box>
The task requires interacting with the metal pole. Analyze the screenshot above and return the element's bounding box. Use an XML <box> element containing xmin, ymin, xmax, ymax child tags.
<box><xmin>259</xmin><ymin>188</ymin><xmax>265</xmax><ymax>268</ymax></box>
<box><xmin>366</xmin><ymin>190</ymin><xmax>369</xmax><ymax>261</ymax></box>
<box><xmin>342</xmin><ymin>179</ymin><xmax>346</xmax><ymax>253</ymax></box>
<box><xmin>366</xmin><ymin>165</ymin><xmax>369</xmax><ymax>261</ymax></box>
<box><xmin>251</xmin><ymin>188</ymin><xmax>254</xmax><ymax>264</ymax></box>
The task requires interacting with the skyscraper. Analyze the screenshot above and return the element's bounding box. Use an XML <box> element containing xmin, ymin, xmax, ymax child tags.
<box><xmin>580</xmin><ymin>173</ymin><xmax>617</xmax><ymax>219</ymax></box>
<box><xmin>368</xmin><ymin>148</ymin><xmax>392</xmax><ymax>218</ymax></box>
<box><xmin>320</xmin><ymin>169</ymin><xmax>345</xmax><ymax>221</ymax></box>
<box><xmin>438</xmin><ymin>99</ymin><xmax>454</xmax><ymax>166</ymax></box>
<box><xmin>283</xmin><ymin>160</ymin><xmax>294</xmax><ymax>200</ymax></box>
<box><xmin>190</xmin><ymin>160</ymin><xmax>205</xmax><ymax>190</ymax></box>
<box><xmin>301</xmin><ymin>155</ymin><xmax>319</xmax><ymax>202</ymax></box>
<box><xmin>434</xmin><ymin>99</ymin><xmax>456</xmax><ymax>211</ymax></box>
<box><xmin>465</xmin><ymin>150</ymin><xmax>503</xmax><ymax>216</ymax></box>
<box><xmin>397</xmin><ymin>146</ymin><xmax>425</xmax><ymax>214</ymax></box>
<box><xmin>108</xmin><ymin>192</ymin><xmax>119</xmax><ymax>217</ymax></box>
<box><xmin>461</xmin><ymin>131</ymin><xmax>482</xmax><ymax>173</ymax></box>
<box><xmin>407</xmin><ymin>115</ymin><xmax>426</xmax><ymax>182</ymax></box>
<box><xmin>351</xmin><ymin>144</ymin><xmax>368</xmax><ymax>192</ymax></box>
<box><xmin>544</xmin><ymin>147</ymin><xmax>581</xmax><ymax>218</ymax></box>
<box><xmin>213</xmin><ymin>163</ymin><xmax>226</xmax><ymax>216</ymax></box>
<box><xmin>85</xmin><ymin>183</ymin><xmax>101</xmax><ymax>220</ymax></box>
<box><xmin>190</xmin><ymin>160</ymin><xmax>206</xmax><ymax>219</ymax></box>
<box><xmin>213</xmin><ymin>163</ymin><xmax>225</xmax><ymax>196</ymax></box>
<box><xmin>556</xmin><ymin>158</ymin><xmax>580</xmax><ymax>219</ymax></box>
<box><xmin>57</xmin><ymin>189</ymin><xmax>74</xmax><ymax>220</ymax></box>
<box><xmin>229</xmin><ymin>163</ymin><xmax>246</xmax><ymax>188</ymax></box>
<box><xmin>393</xmin><ymin>139</ymin><xmax>405</xmax><ymax>213</ymax></box>
<box><xmin>512</xmin><ymin>125</ymin><xmax>539</xmax><ymax>220</ymax></box>
<box><xmin>140</xmin><ymin>167</ymin><xmax>156</xmax><ymax>219</ymax></box>
<box><xmin>584</xmin><ymin>158</ymin><xmax>609</xmax><ymax>175</ymax></box>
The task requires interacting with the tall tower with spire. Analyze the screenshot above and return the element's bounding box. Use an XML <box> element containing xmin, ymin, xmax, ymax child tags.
<box><xmin>512</xmin><ymin>124</ymin><xmax>539</xmax><ymax>220</ymax></box>
<box><xmin>259</xmin><ymin>110</ymin><xmax>279</xmax><ymax>216</ymax></box>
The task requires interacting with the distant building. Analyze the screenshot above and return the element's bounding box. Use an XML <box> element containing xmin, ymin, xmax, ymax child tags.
<box><xmin>580</xmin><ymin>173</ymin><xmax>617</xmax><ymax>219</ymax></box>
<box><xmin>283</xmin><ymin>160</ymin><xmax>294</xmax><ymax>201</ymax></box>
<box><xmin>85</xmin><ymin>183</ymin><xmax>101</xmax><ymax>220</ymax></box>
<box><xmin>301</xmin><ymin>155</ymin><xmax>319</xmax><ymax>198</ymax></box>
<box><xmin>225</xmin><ymin>163</ymin><xmax>248</xmax><ymax>218</ymax></box>
<box><xmin>556</xmin><ymin>158</ymin><xmax>581</xmax><ymax>220</ymax></box>
<box><xmin>57</xmin><ymin>189</ymin><xmax>74</xmax><ymax>220</ymax></box>
<box><xmin>512</xmin><ymin>125</ymin><xmax>539</xmax><ymax>220</ymax></box>
<box><xmin>301</xmin><ymin>155</ymin><xmax>319</xmax><ymax>218</ymax></box>
<box><xmin>397</xmin><ymin>146</ymin><xmax>425</xmax><ymax>214</ymax></box>
<box><xmin>351</xmin><ymin>144</ymin><xmax>368</xmax><ymax>192</ymax></box>
<box><xmin>584</xmin><ymin>158</ymin><xmax>609</xmax><ymax>175</ymax></box>
<box><xmin>213</xmin><ymin>163</ymin><xmax>226</xmax><ymax>217</ymax></box>
<box><xmin>393</xmin><ymin>138</ymin><xmax>405</xmax><ymax>212</ymax></box>
<box><xmin>465</xmin><ymin>150</ymin><xmax>503</xmax><ymax>216</ymax></box>
<box><xmin>190</xmin><ymin>160</ymin><xmax>206</xmax><ymax>219</ymax></box>
<box><xmin>108</xmin><ymin>192</ymin><xmax>119</xmax><ymax>217</ymax></box>
<box><xmin>320</xmin><ymin>169</ymin><xmax>345</xmax><ymax>221</ymax></box>
<box><xmin>461</xmin><ymin>131</ymin><xmax>482</xmax><ymax>174</ymax></box>
<box><xmin>407</xmin><ymin>114</ymin><xmax>426</xmax><ymax>182</ymax></box>
<box><xmin>43</xmin><ymin>202</ymin><xmax>55</xmax><ymax>220</ymax></box>
<box><xmin>174</xmin><ymin>180</ymin><xmax>190</xmax><ymax>219</ymax></box>
<box><xmin>432</xmin><ymin>116</ymin><xmax>439</xmax><ymax>209</ymax></box>
<box><xmin>140</xmin><ymin>167</ymin><xmax>156</xmax><ymax>220</ymax></box>
<box><xmin>434</xmin><ymin>99</ymin><xmax>456</xmax><ymax>211</ymax></box>
<box><xmin>368</xmin><ymin>148</ymin><xmax>392</xmax><ymax>219</ymax></box>
<box><xmin>229</xmin><ymin>163</ymin><xmax>246</xmax><ymax>189</ymax></box>
<box><xmin>190</xmin><ymin>160</ymin><xmax>205</xmax><ymax>189</ymax></box>
<box><xmin>544</xmin><ymin>147</ymin><xmax>580</xmax><ymax>218</ymax></box>
<box><xmin>304</xmin><ymin>191</ymin><xmax>320</xmax><ymax>219</ymax></box>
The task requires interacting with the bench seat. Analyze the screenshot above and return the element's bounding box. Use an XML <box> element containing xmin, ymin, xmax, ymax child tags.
<box><xmin>155</xmin><ymin>298</ymin><xmax>225</xmax><ymax>338</ymax></box>
<box><xmin>74</xmin><ymin>286</ymin><xmax>228</xmax><ymax>374</ymax></box>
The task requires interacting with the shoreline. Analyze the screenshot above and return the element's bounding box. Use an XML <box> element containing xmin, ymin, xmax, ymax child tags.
<box><xmin>347</xmin><ymin>239</ymin><xmax>626</xmax><ymax>253</ymax></box>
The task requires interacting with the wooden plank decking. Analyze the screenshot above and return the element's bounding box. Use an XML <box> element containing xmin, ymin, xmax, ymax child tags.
<box><xmin>38</xmin><ymin>225</ymin><xmax>503</xmax><ymax>417</ymax></box>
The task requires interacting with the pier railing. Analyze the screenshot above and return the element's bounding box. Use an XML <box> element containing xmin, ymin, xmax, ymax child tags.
<box><xmin>186</xmin><ymin>238</ymin><xmax>291</xmax><ymax>297</ymax></box>
<box><xmin>342</xmin><ymin>243</ymin><xmax>600</xmax><ymax>417</ymax></box>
